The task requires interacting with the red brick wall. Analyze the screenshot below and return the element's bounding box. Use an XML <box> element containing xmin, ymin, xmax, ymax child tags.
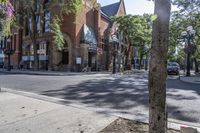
<box><xmin>100</xmin><ymin>17</ymin><xmax>110</xmax><ymax>37</ymax></box>
<box><xmin>75</xmin><ymin>1</ymin><xmax>96</xmax><ymax>47</ymax></box>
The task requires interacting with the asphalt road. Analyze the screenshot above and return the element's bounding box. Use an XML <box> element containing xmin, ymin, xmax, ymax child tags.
<box><xmin>0</xmin><ymin>72</ymin><xmax>200</xmax><ymax>124</ymax></box>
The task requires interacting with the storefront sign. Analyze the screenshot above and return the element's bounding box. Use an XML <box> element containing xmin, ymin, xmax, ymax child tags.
<box><xmin>76</xmin><ymin>57</ymin><xmax>82</xmax><ymax>64</ymax></box>
<box><xmin>37</xmin><ymin>49</ymin><xmax>46</xmax><ymax>55</ymax></box>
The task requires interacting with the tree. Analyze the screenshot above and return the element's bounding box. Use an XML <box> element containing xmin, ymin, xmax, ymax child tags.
<box><xmin>135</xmin><ymin>14</ymin><xmax>152</xmax><ymax>70</ymax></box>
<box><xmin>112</xmin><ymin>14</ymin><xmax>152</xmax><ymax>70</ymax></box>
<box><xmin>9</xmin><ymin>0</ymin><xmax>82</xmax><ymax>70</ymax></box>
<box><xmin>172</xmin><ymin>0</ymin><xmax>200</xmax><ymax>72</ymax></box>
<box><xmin>0</xmin><ymin>0</ymin><xmax>14</xmax><ymax>36</ymax></box>
<box><xmin>148</xmin><ymin>0</ymin><xmax>171</xmax><ymax>133</ymax></box>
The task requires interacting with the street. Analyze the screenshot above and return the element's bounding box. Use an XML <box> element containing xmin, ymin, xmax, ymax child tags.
<box><xmin>0</xmin><ymin>72</ymin><xmax>200</xmax><ymax>124</ymax></box>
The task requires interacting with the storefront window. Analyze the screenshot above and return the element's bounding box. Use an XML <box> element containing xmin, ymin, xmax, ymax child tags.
<box><xmin>44</xmin><ymin>11</ymin><xmax>51</xmax><ymax>32</ymax></box>
<box><xmin>36</xmin><ymin>15</ymin><xmax>41</xmax><ymax>33</ymax></box>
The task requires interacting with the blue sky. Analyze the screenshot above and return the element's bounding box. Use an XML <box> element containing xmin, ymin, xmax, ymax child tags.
<box><xmin>97</xmin><ymin>0</ymin><xmax>178</xmax><ymax>15</ymax></box>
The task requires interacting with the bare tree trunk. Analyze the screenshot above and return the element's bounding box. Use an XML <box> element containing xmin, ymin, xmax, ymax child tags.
<box><xmin>125</xmin><ymin>38</ymin><xmax>131</xmax><ymax>70</ymax></box>
<box><xmin>32</xmin><ymin>7</ymin><xmax>39</xmax><ymax>71</ymax></box>
<box><xmin>125</xmin><ymin>46</ymin><xmax>130</xmax><ymax>70</ymax></box>
<box><xmin>139</xmin><ymin>45</ymin><xmax>144</xmax><ymax>70</ymax></box>
<box><xmin>194</xmin><ymin>58</ymin><xmax>199</xmax><ymax>73</ymax></box>
<box><xmin>149</xmin><ymin>0</ymin><xmax>171</xmax><ymax>133</ymax></box>
<box><xmin>139</xmin><ymin>53</ymin><xmax>143</xmax><ymax>70</ymax></box>
<box><xmin>33</xmin><ymin>39</ymin><xmax>39</xmax><ymax>70</ymax></box>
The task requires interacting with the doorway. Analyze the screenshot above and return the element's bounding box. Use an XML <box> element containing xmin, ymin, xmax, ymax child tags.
<box><xmin>88</xmin><ymin>52</ymin><xmax>96</xmax><ymax>71</ymax></box>
<box><xmin>62</xmin><ymin>49</ymin><xmax>69</xmax><ymax>64</ymax></box>
<box><xmin>62</xmin><ymin>41</ymin><xmax>69</xmax><ymax>65</ymax></box>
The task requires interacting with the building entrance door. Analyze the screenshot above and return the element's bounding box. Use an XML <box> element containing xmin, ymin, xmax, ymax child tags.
<box><xmin>62</xmin><ymin>49</ymin><xmax>69</xmax><ymax>64</ymax></box>
<box><xmin>88</xmin><ymin>52</ymin><xmax>96</xmax><ymax>71</ymax></box>
<box><xmin>88</xmin><ymin>52</ymin><xmax>92</xmax><ymax>67</ymax></box>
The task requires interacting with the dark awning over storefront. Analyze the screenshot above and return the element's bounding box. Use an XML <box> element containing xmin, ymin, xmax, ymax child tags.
<box><xmin>80</xmin><ymin>24</ymin><xmax>97</xmax><ymax>46</ymax></box>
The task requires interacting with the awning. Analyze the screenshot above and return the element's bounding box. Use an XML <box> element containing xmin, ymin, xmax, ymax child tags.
<box><xmin>80</xmin><ymin>24</ymin><xmax>97</xmax><ymax>46</ymax></box>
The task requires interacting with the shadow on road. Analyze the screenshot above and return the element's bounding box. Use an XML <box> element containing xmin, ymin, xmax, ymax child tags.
<box><xmin>40</xmin><ymin>74</ymin><xmax>200</xmax><ymax>123</ymax></box>
<box><xmin>41</xmin><ymin>75</ymin><xmax>149</xmax><ymax>110</ymax></box>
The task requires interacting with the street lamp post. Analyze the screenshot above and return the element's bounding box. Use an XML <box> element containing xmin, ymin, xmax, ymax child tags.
<box><xmin>6</xmin><ymin>38</ymin><xmax>11</xmax><ymax>71</ymax></box>
<box><xmin>4</xmin><ymin>38</ymin><xmax>14</xmax><ymax>71</ymax></box>
<box><xmin>181</xmin><ymin>26</ymin><xmax>195</xmax><ymax>77</ymax></box>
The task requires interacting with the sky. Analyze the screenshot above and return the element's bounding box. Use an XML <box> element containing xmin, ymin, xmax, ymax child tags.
<box><xmin>97</xmin><ymin>0</ymin><xmax>178</xmax><ymax>15</ymax></box>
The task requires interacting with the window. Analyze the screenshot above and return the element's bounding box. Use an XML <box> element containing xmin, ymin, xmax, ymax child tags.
<box><xmin>44</xmin><ymin>11</ymin><xmax>51</xmax><ymax>32</ymax></box>
<box><xmin>29</xmin><ymin>18</ymin><xmax>32</xmax><ymax>32</ymax></box>
<box><xmin>39</xmin><ymin>43</ymin><xmax>46</xmax><ymax>50</ymax></box>
<box><xmin>30</xmin><ymin>45</ymin><xmax>34</xmax><ymax>55</ymax></box>
<box><xmin>25</xmin><ymin>18</ymin><xmax>32</xmax><ymax>36</ymax></box>
<box><xmin>36</xmin><ymin>15</ymin><xmax>41</xmax><ymax>33</ymax></box>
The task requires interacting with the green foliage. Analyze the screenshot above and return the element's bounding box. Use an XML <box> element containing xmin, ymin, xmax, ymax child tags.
<box><xmin>59</xmin><ymin>0</ymin><xmax>83</xmax><ymax>15</ymax></box>
<box><xmin>51</xmin><ymin>16</ymin><xmax>64</xmax><ymax>51</ymax></box>
<box><xmin>112</xmin><ymin>14</ymin><xmax>152</xmax><ymax>52</ymax></box>
<box><xmin>171</xmin><ymin>0</ymin><xmax>200</xmax><ymax>61</ymax></box>
<box><xmin>112</xmin><ymin>14</ymin><xmax>152</xmax><ymax>44</ymax></box>
<box><xmin>0</xmin><ymin>0</ymin><xmax>7</xmax><ymax>3</ymax></box>
<box><xmin>112</xmin><ymin>14</ymin><xmax>153</xmax><ymax>69</ymax></box>
<box><xmin>2</xmin><ymin>17</ymin><xmax>14</xmax><ymax>36</ymax></box>
<box><xmin>150</xmin><ymin>15</ymin><xmax>157</xmax><ymax>21</ymax></box>
<box><xmin>13</xmin><ymin>0</ymin><xmax>83</xmax><ymax>51</ymax></box>
<box><xmin>0</xmin><ymin>1</ymin><xmax>14</xmax><ymax>36</ymax></box>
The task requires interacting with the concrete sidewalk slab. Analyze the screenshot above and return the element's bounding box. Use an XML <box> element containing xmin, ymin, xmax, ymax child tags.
<box><xmin>2</xmin><ymin>88</ymin><xmax>200</xmax><ymax>132</ymax></box>
<box><xmin>0</xmin><ymin>92</ymin><xmax>117</xmax><ymax>133</ymax></box>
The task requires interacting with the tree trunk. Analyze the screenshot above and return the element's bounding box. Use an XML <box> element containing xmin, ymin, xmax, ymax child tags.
<box><xmin>125</xmin><ymin>38</ymin><xmax>131</xmax><ymax>70</ymax></box>
<box><xmin>32</xmin><ymin>11</ymin><xmax>39</xmax><ymax>71</ymax></box>
<box><xmin>194</xmin><ymin>58</ymin><xmax>199</xmax><ymax>73</ymax></box>
<box><xmin>149</xmin><ymin>0</ymin><xmax>171</xmax><ymax>133</ymax></box>
<box><xmin>33</xmin><ymin>39</ymin><xmax>39</xmax><ymax>70</ymax></box>
<box><xmin>139</xmin><ymin>53</ymin><xmax>143</xmax><ymax>70</ymax></box>
<box><xmin>139</xmin><ymin>46</ymin><xmax>144</xmax><ymax>70</ymax></box>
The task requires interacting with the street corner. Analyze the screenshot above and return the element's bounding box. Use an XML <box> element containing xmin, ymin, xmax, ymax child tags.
<box><xmin>0</xmin><ymin>91</ymin><xmax>118</xmax><ymax>133</ymax></box>
<box><xmin>0</xmin><ymin>92</ymin><xmax>64</xmax><ymax>126</ymax></box>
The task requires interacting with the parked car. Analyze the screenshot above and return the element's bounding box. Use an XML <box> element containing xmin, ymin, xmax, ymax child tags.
<box><xmin>167</xmin><ymin>62</ymin><xmax>180</xmax><ymax>75</ymax></box>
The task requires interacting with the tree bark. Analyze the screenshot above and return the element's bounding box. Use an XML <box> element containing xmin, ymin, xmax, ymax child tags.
<box><xmin>32</xmin><ymin>15</ymin><xmax>39</xmax><ymax>71</ymax></box>
<box><xmin>125</xmin><ymin>37</ymin><xmax>131</xmax><ymax>70</ymax></box>
<box><xmin>139</xmin><ymin>45</ymin><xmax>144</xmax><ymax>70</ymax></box>
<box><xmin>194</xmin><ymin>58</ymin><xmax>199</xmax><ymax>73</ymax></box>
<box><xmin>148</xmin><ymin>0</ymin><xmax>171</xmax><ymax>133</ymax></box>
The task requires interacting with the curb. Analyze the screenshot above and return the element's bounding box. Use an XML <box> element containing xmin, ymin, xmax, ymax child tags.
<box><xmin>0</xmin><ymin>69</ymin><xmax>148</xmax><ymax>76</ymax></box>
<box><xmin>1</xmin><ymin>87</ymin><xmax>200</xmax><ymax>132</ymax></box>
<box><xmin>179</xmin><ymin>76</ymin><xmax>200</xmax><ymax>85</ymax></box>
<box><xmin>0</xmin><ymin>70</ymin><xmax>112</xmax><ymax>76</ymax></box>
<box><xmin>0</xmin><ymin>70</ymin><xmax>65</xmax><ymax>76</ymax></box>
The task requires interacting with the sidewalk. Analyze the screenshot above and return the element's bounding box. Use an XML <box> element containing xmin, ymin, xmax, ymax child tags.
<box><xmin>0</xmin><ymin>68</ymin><xmax>148</xmax><ymax>76</ymax></box>
<box><xmin>0</xmin><ymin>68</ymin><xmax>110</xmax><ymax>76</ymax></box>
<box><xmin>179</xmin><ymin>71</ymin><xmax>200</xmax><ymax>84</ymax></box>
<box><xmin>0</xmin><ymin>91</ymin><xmax>117</xmax><ymax>133</ymax></box>
<box><xmin>1</xmin><ymin>88</ymin><xmax>200</xmax><ymax>132</ymax></box>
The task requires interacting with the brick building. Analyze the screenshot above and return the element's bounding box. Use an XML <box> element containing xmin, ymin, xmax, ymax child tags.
<box><xmin>2</xmin><ymin>0</ymin><xmax>126</xmax><ymax>71</ymax></box>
